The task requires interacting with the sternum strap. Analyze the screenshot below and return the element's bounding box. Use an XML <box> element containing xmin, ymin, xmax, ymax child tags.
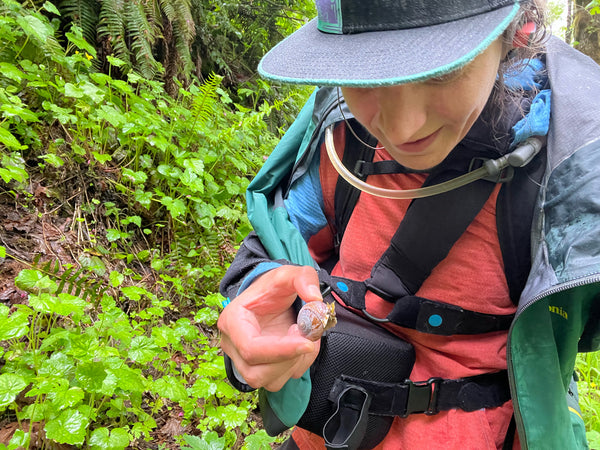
<box><xmin>329</xmin><ymin>371</ymin><xmax>511</xmax><ymax>417</ymax></box>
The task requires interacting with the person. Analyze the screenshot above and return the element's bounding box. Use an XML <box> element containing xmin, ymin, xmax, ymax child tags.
<box><xmin>217</xmin><ymin>0</ymin><xmax>600</xmax><ymax>448</ymax></box>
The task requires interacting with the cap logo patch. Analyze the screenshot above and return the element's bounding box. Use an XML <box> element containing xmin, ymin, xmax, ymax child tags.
<box><xmin>317</xmin><ymin>0</ymin><xmax>343</xmax><ymax>34</ymax></box>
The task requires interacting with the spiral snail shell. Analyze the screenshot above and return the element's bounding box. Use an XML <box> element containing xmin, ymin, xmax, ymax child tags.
<box><xmin>297</xmin><ymin>301</ymin><xmax>337</xmax><ymax>341</ymax></box>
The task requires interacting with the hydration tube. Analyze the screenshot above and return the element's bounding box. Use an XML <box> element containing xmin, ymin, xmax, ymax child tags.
<box><xmin>324</xmin><ymin>124</ymin><xmax>544</xmax><ymax>199</ymax></box>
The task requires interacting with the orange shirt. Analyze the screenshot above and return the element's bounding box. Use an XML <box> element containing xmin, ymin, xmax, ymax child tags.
<box><xmin>294</xmin><ymin>125</ymin><xmax>517</xmax><ymax>449</ymax></box>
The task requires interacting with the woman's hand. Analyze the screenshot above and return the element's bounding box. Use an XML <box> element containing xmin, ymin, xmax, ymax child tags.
<box><xmin>217</xmin><ymin>265</ymin><xmax>323</xmax><ymax>392</ymax></box>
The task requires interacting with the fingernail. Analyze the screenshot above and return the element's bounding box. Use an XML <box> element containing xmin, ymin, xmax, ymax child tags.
<box><xmin>297</xmin><ymin>342</ymin><xmax>314</xmax><ymax>355</ymax></box>
<box><xmin>308</xmin><ymin>284</ymin><xmax>322</xmax><ymax>300</ymax></box>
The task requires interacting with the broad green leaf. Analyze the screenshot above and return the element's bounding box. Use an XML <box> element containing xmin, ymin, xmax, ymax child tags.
<box><xmin>44</xmin><ymin>409</ymin><xmax>89</xmax><ymax>445</ymax></box>
<box><xmin>182</xmin><ymin>158</ymin><xmax>205</xmax><ymax>175</ymax></box>
<box><xmin>0</xmin><ymin>166</ymin><xmax>28</xmax><ymax>183</ymax></box>
<box><xmin>8</xmin><ymin>429</ymin><xmax>30</xmax><ymax>449</ymax></box>
<box><xmin>0</xmin><ymin>62</ymin><xmax>24</xmax><ymax>82</ymax></box>
<box><xmin>121</xmin><ymin>286</ymin><xmax>149</xmax><ymax>301</ymax></box>
<box><xmin>42</xmin><ymin>101</ymin><xmax>76</xmax><ymax>124</ymax></box>
<box><xmin>96</xmin><ymin>105</ymin><xmax>126</xmax><ymax>127</ymax></box>
<box><xmin>68</xmin><ymin>333</ymin><xmax>100</xmax><ymax>359</ymax></box>
<box><xmin>182</xmin><ymin>431</ymin><xmax>226</xmax><ymax>450</ymax></box>
<box><xmin>1</xmin><ymin>104</ymin><xmax>39</xmax><ymax>122</ymax></box>
<box><xmin>78</xmin><ymin>254</ymin><xmax>106</xmax><ymax>276</ymax></box>
<box><xmin>128</xmin><ymin>336</ymin><xmax>158</xmax><ymax>363</ymax></box>
<box><xmin>0</xmin><ymin>373</ymin><xmax>27</xmax><ymax>407</ymax></box>
<box><xmin>63</xmin><ymin>82</ymin><xmax>84</xmax><ymax>98</ymax></box>
<box><xmin>135</xmin><ymin>190</ymin><xmax>153</xmax><ymax>208</ymax></box>
<box><xmin>15</xmin><ymin>269</ymin><xmax>57</xmax><ymax>293</ymax></box>
<box><xmin>161</xmin><ymin>196</ymin><xmax>186</xmax><ymax>218</ymax></box>
<box><xmin>55</xmin><ymin>293</ymin><xmax>87</xmax><ymax>318</ymax></box>
<box><xmin>28</xmin><ymin>292</ymin><xmax>58</xmax><ymax>314</ymax></box>
<box><xmin>16</xmin><ymin>15</ymin><xmax>53</xmax><ymax>44</ymax></box>
<box><xmin>221</xmin><ymin>404</ymin><xmax>249</xmax><ymax>428</ymax></box>
<box><xmin>39</xmin><ymin>153</ymin><xmax>64</xmax><ymax>167</ymax></box>
<box><xmin>89</xmin><ymin>427</ymin><xmax>130</xmax><ymax>450</ymax></box>
<box><xmin>106</xmin><ymin>229</ymin><xmax>126</xmax><ymax>242</ymax></box>
<box><xmin>65</xmin><ymin>29</ymin><xmax>96</xmax><ymax>57</ymax></box>
<box><xmin>188</xmin><ymin>378</ymin><xmax>217</xmax><ymax>399</ymax></box>
<box><xmin>51</xmin><ymin>386</ymin><xmax>84</xmax><ymax>410</ymax></box>
<box><xmin>92</xmin><ymin>152</ymin><xmax>112</xmax><ymax>164</ymax></box>
<box><xmin>0</xmin><ymin>127</ymin><xmax>26</xmax><ymax>150</ymax></box>
<box><xmin>0</xmin><ymin>307</ymin><xmax>30</xmax><ymax>341</ymax></box>
<box><xmin>195</xmin><ymin>307</ymin><xmax>218</xmax><ymax>326</ymax></box>
<box><xmin>243</xmin><ymin>430</ymin><xmax>277</xmax><ymax>450</ymax></box>
<box><xmin>153</xmin><ymin>376</ymin><xmax>187</xmax><ymax>402</ymax></box>
<box><xmin>109</xmin><ymin>271</ymin><xmax>125</xmax><ymax>287</ymax></box>
<box><xmin>122</xmin><ymin>215</ymin><xmax>141</xmax><ymax>227</ymax></box>
<box><xmin>42</xmin><ymin>1</ymin><xmax>61</xmax><ymax>15</ymax></box>
<box><xmin>39</xmin><ymin>352</ymin><xmax>75</xmax><ymax>377</ymax></box>
<box><xmin>123</xmin><ymin>168</ymin><xmax>148</xmax><ymax>184</ymax></box>
<box><xmin>174</xmin><ymin>318</ymin><xmax>199</xmax><ymax>341</ymax></box>
<box><xmin>106</xmin><ymin>55</ymin><xmax>127</xmax><ymax>68</ymax></box>
<box><xmin>75</xmin><ymin>361</ymin><xmax>107</xmax><ymax>393</ymax></box>
<box><xmin>80</xmin><ymin>81</ymin><xmax>105</xmax><ymax>103</ymax></box>
<box><xmin>0</xmin><ymin>245</ymin><xmax>4</xmax><ymax>257</ymax></box>
<box><xmin>106</xmin><ymin>366</ymin><xmax>145</xmax><ymax>393</ymax></box>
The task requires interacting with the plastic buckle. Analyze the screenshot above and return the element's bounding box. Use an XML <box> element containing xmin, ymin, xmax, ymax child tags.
<box><xmin>401</xmin><ymin>377</ymin><xmax>442</xmax><ymax>417</ymax></box>
<box><xmin>469</xmin><ymin>157</ymin><xmax>514</xmax><ymax>183</ymax></box>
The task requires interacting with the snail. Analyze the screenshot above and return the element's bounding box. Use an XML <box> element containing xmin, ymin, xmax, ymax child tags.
<box><xmin>297</xmin><ymin>301</ymin><xmax>337</xmax><ymax>341</ymax></box>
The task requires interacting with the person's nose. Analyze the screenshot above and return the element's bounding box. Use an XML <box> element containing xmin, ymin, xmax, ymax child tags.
<box><xmin>371</xmin><ymin>84</ymin><xmax>428</xmax><ymax>145</ymax></box>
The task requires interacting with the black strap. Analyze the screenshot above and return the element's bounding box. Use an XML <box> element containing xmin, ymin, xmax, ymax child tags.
<box><xmin>503</xmin><ymin>415</ymin><xmax>517</xmax><ymax>450</ymax></box>
<box><xmin>329</xmin><ymin>371</ymin><xmax>511</xmax><ymax>418</ymax></box>
<box><xmin>375</xmin><ymin>176</ymin><xmax>496</xmax><ymax>295</ymax></box>
<box><xmin>323</xmin><ymin>386</ymin><xmax>371</xmax><ymax>450</ymax></box>
<box><xmin>321</xmin><ymin>272</ymin><xmax>515</xmax><ymax>336</ymax></box>
<box><xmin>333</xmin><ymin>120</ymin><xmax>378</xmax><ymax>248</ymax></box>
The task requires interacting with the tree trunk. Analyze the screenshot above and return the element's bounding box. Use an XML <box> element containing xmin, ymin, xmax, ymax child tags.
<box><xmin>572</xmin><ymin>0</ymin><xmax>600</xmax><ymax>64</ymax></box>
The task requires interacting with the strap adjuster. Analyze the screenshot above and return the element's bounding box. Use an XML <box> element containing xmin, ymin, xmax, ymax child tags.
<box><xmin>402</xmin><ymin>377</ymin><xmax>442</xmax><ymax>417</ymax></box>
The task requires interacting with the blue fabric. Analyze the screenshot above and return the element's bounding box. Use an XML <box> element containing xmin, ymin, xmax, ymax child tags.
<box><xmin>237</xmin><ymin>261</ymin><xmax>283</xmax><ymax>295</ymax></box>
<box><xmin>504</xmin><ymin>58</ymin><xmax>546</xmax><ymax>91</ymax></box>
<box><xmin>512</xmin><ymin>89</ymin><xmax>551</xmax><ymax>145</ymax></box>
<box><xmin>504</xmin><ymin>58</ymin><xmax>551</xmax><ymax>146</ymax></box>
<box><xmin>284</xmin><ymin>151</ymin><xmax>328</xmax><ymax>243</ymax></box>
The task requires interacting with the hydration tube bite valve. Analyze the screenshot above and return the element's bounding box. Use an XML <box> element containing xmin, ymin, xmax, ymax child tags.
<box><xmin>324</xmin><ymin>124</ymin><xmax>545</xmax><ymax>200</ymax></box>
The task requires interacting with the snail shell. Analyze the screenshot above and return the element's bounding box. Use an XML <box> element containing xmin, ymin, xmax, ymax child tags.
<box><xmin>297</xmin><ymin>301</ymin><xmax>337</xmax><ymax>341</ymax></box>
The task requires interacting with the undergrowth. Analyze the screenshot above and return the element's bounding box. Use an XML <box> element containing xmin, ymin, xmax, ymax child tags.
<box><xmin>0</xmin><ymin>0</ymin><xmax>310</xmax><ymax>448</ymax></box>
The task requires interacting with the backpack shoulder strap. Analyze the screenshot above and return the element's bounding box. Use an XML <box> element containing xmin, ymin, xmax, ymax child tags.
<box><xmin>333</xmin><ymin>120</ymin><xmax>378</xmax><ymax>249</ymax></box>
<box><xmin>497</xmin><ymin>144</ymin><xmax>547</xmax><ymax>304</ymax></box>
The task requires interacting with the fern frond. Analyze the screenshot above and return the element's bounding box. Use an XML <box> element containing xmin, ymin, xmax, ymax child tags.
<box><xmin>98</xmin><ymin>0</ymin><xmax>132</xmax><ymax>72</ymax></box>
<box><xmin>58</xmin><ymin>0</ymin><xmax>100</xmax><ymax>46</ymax></box>
<box><xmin>190</xmin><ymin>72</ymin><xmax>222</xmax><ymax>129</ymax></box>
<box><xmin>125</xmin><ymin>0</ymin><xmax>160</xmax><ymax>79</ymax></box>
<box><xmin>34</xmin><ymin>258</ymin><xmax>108</xmax><ymax>305</ymax></box>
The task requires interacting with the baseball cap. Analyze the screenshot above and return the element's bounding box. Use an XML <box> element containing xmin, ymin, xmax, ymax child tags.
<box><xmin>258</xmin><ymin>0</ymin><xmax>523</xmax><ymax>87</ymax></box>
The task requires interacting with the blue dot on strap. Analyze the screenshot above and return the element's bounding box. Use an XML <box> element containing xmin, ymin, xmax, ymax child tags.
<box><xmin>336</xmin><ymin>281</ymin><xmax>349</xmax><ymax>292</ymax></box>
<box><xmin>428</xmin><ymin>314</ymin><xmax>443</xmax><ymax>327</ymax></box>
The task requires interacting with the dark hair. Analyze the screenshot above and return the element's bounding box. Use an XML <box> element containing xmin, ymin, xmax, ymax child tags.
<box><xmin>490</xmin><ymin>0</ymin><xmax>550</xmax><ymax>127</ymax></box>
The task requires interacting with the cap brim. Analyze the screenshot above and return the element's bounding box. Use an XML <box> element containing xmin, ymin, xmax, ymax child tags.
<box><xmin>258</xmin><ymin>3</ymin><xmax>519</xmax><ymax>87</ymax></box>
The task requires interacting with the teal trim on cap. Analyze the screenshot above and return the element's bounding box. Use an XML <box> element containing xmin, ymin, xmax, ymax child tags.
<box><xmin>258</xmin><ymin>3</ymin><xmax>520</xmax><ymax>88</ymax></box>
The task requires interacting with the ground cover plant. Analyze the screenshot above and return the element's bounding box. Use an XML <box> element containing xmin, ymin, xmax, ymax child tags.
<box><xmin>0</xmin><ymin>0</ymin><xmax>310</xmax><ymax>447</ymax></box>
<box><xmin>0</xmin><ymin>1</ymin><xmax>598</xmax><ymax>449</ymax></box>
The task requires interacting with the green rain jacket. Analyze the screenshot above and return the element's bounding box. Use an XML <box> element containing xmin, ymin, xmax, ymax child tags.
<box><xmin>242</xmin><ymin>36</ymin><xmax>600</xmax><ymax>449</ymax></box>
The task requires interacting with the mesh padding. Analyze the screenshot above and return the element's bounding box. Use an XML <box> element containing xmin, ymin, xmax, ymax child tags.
<box><xmin>297</xmin><ymin>305</ymin><xmax>415</xmax><ymax>449</ymax></box>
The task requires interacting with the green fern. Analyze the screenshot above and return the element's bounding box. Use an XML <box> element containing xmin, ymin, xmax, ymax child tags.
<box><xmin>188</xmin><ymin>73</ymin><xmax>223</xmax><ymax>136</ymax></box>
<box><xmin>98</xmin><ymin>0</ymin><xmax>132</xmax><ymax>72</ymax></box>
<box><xmin>31</xmin><ymin>256</ymin><xmax>108</xmax><ymax>305</ymax></box>
<box><xmin>58</xmin><ymin>0</ymin><xmax>100</xmax><ymax>47</ymax></box>
<box><xmin>125</xmin><ymin>0</ymin><xmax>161</xmax><ymax>79</ymax></box>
